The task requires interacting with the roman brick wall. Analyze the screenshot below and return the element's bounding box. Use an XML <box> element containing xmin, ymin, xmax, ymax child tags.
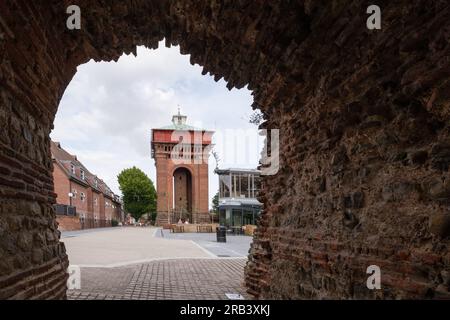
<box><xmin>0</xmin><ymin>1</ymin><xmax>449</xmax><ymax>299</ymax></box>
<box><xmin>0</xmin><ymin>73</ymin><xmax>69</xmax><ymax>298</ymax></box>
<box><xmin>243</xmin><ymin>2</ymin><xmax>450</xmax><ymax>299</ymax></box>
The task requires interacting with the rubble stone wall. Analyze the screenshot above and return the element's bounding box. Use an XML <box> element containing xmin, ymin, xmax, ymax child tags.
<box><xmin>0</xmin><ymin>1</ymin><xmax>449</xmax><ymax>299</ymax></box>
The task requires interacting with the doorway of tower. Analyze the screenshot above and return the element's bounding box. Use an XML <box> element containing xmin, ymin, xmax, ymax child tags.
<box><xmin>172</xmin><ymin>167</ymin><xmax>193</xmax><ymax>223</ymax></box>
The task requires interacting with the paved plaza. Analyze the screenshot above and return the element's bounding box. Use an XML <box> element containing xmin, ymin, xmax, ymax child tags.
<box><xmin>62</xmin><ymin>227</ymin><xmax>211</xmax><ymax>267</ymax></box>
<box><xmin>67</xmin><ymin>258</ymin><xmax>248</xmax><ymax>300</ymax></box>
<box><xmin>155</xmin><ymin>228</ymin><xmax>253</xmax><ymax>257</ymax></box>
<box><xmin>63</xmin><ymin>227</ymin><xmax>252</xmax><ymax>300</ymax></box>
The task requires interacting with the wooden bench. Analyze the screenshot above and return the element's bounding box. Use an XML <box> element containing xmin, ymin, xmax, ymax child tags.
<box><xmin>196</xmin><ymin>225</ymin><xmax>213</xmax><ymax>233</ymax></box>
<box><xmin>171</xmin><ymin>225</ymin><xmax>185</xmax><ymax>233</ymax></box>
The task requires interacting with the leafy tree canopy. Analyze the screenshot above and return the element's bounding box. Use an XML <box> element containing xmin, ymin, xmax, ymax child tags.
<box><xmin>118</xmin><ymin>167</ymin><xmax>157</xmax><ymax>222</ymax></box>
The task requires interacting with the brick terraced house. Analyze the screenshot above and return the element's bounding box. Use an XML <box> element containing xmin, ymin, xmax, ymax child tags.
<box><xmin>51</xmin><ymin>141</ymin><xmax>124</xmax><ymax>231</ymax></box>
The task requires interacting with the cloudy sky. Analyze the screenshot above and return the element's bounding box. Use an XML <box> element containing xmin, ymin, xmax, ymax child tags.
<box><xmin>51</xmin><ymin>42</ymin><xmax>264</xmax><ymax>207</ymax></box>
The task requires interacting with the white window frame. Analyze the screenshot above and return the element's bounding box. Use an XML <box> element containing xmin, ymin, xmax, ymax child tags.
<box><xmin>80</xmin><ymin>169</ymin><xmax>85</xmax><ymax>180</ymax></box>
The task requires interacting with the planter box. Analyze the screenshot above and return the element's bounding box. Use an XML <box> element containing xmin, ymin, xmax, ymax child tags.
<box><xmin>243</xmin><ymin>225</ymin><xmax>257</xmax><ymax>236</ymax></box>
<box><xmin>170</xmin><ymin>223</ymin><xmax>219</xmax><ymax>233</ymax></box>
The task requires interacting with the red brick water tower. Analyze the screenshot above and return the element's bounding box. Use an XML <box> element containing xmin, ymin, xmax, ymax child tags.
<box><xmin>151</xmin><ymin>110</ymin><xmax>214</xmax><ymax>225</ymax></box>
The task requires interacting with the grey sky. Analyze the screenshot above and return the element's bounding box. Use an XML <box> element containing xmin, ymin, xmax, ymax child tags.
<box><xmin>50</xmin><ymin>43</ymin><xmax>263</xmax><ymax>207</ymax></box>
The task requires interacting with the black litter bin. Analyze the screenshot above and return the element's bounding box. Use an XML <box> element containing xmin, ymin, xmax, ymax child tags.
<box><xmin>216</xmin><ymin>226</ymin><xmax>227</xmax><ymax>243</ymax></box>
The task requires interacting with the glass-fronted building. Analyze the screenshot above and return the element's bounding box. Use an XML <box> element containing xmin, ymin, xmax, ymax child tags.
<box><xmin>215</xmin><ymin>168</ymin><xmax>262</xmax><ymax>227</ymax></box>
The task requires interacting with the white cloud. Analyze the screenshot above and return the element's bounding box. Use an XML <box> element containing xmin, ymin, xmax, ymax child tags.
<box><xmin>51</xmin><ymin>42</ymin><xmax>260</xmax><ymax>207</ymax></box>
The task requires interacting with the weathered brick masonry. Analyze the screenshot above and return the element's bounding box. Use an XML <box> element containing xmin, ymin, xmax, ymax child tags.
<box><xmin>0</xmin><ymin>1</ymin><xmax>449</xmax><ymax>299</ymax></box>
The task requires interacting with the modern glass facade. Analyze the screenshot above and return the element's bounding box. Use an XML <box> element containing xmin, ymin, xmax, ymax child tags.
<box><xmin>219</xmin><ymin>171</ymin><xmax>261</xmax><ymax>199</ymax></box>
<box><xmin>216</xmin><ymin>168</ymin><xmax>262</xmax><ymax>228</ymax></box>
<box><xmin>218</xmin><ymin>206</ymin><xmax>260</xmax><ymax>227</ymax></box>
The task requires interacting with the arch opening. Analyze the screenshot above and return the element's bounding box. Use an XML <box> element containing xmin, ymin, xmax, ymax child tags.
<box><xmin>172</xmin><ymin>167</ymin><xmax>193</xmax><ymax>223</ymax></box>
<box><xmin>0</xmin><ymin>1</ymin><xmax>449</xmax><ymax>301</ymax></box>
<box><xmin>48</xmin><ymin>42</ymin><xmax>262</xmax><ymax>299</ymax></box>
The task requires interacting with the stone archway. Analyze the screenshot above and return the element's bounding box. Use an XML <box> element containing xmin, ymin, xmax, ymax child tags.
<box><xmin>0</xmin><ymin>1</ymin><xmax>449</xmax><ymax>299</ymax></box>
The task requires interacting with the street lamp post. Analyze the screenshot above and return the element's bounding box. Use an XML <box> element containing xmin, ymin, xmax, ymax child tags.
<box><xmin>68</xmin><ymin>192</ymin><xmax>74</xmax><ymax>207</ymax></box>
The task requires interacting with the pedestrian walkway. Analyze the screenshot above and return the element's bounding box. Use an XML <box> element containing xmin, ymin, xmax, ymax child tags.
<box><xmin>67</xmin><ymin>258</ymin><xmax>248</xmax><ymax>300</ymax></box>
<box><xmin>62</xmin><ymin>227</ymin><xmax>211</xmax><ymax>267</ymax></box>
<box><xmin>156</xmin><ymin>228</ymin><xmax>253</xmax><ymax>258</ymax></box>
<box><xmin>63</xmin><ymin>227</ymin><xmax>251</xmax><ymax>300</ymax></box>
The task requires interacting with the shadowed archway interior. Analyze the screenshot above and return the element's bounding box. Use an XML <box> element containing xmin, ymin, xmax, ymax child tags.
<box><xmin>0</xmin><ymin>1</ymin><xmax>449</xmax><ymax>299</ymax></box>
<box><xmin>173</xmin><ymin>167</ymin><xmax>193</xmax><ymax>220</ymax></box>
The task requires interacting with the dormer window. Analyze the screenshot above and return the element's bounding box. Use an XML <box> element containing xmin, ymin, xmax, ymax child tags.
<box><xmin>70</xmin><ymin>164</ymin><xmax>75</xmax><ymax>175</ymax></box>
<box><xmin>80</xmin><ymin>169</ymin><xmax>85</xmax><ymax>180</ymax></box>
<box><xmin>94</xmin><ymin>178</ymin><xmax>98</xmax><ymax>188</ymax></box>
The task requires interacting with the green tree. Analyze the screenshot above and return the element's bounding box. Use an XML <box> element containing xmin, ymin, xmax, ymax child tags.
<box><xmin>212</xmin><ymin>191</ymin><xmax>219</xmax><ymax>214</ymax></box>
<box><xmin>118</xmin><ymin>167</ymin><xmax>156</xmax><ymax>222</ymax></box>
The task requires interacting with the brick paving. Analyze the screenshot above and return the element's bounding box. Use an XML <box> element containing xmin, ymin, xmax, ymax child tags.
<box><xmin>67</xmin><ymin>258</ymin><xmax>249</xmax><ymax>300</ymax></box>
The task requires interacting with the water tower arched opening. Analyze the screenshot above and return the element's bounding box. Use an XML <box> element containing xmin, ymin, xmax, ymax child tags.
<box><xmin>173</xmin><ymin>167</ymin><xmax>193</xmax><ymax>222</ymax></box>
